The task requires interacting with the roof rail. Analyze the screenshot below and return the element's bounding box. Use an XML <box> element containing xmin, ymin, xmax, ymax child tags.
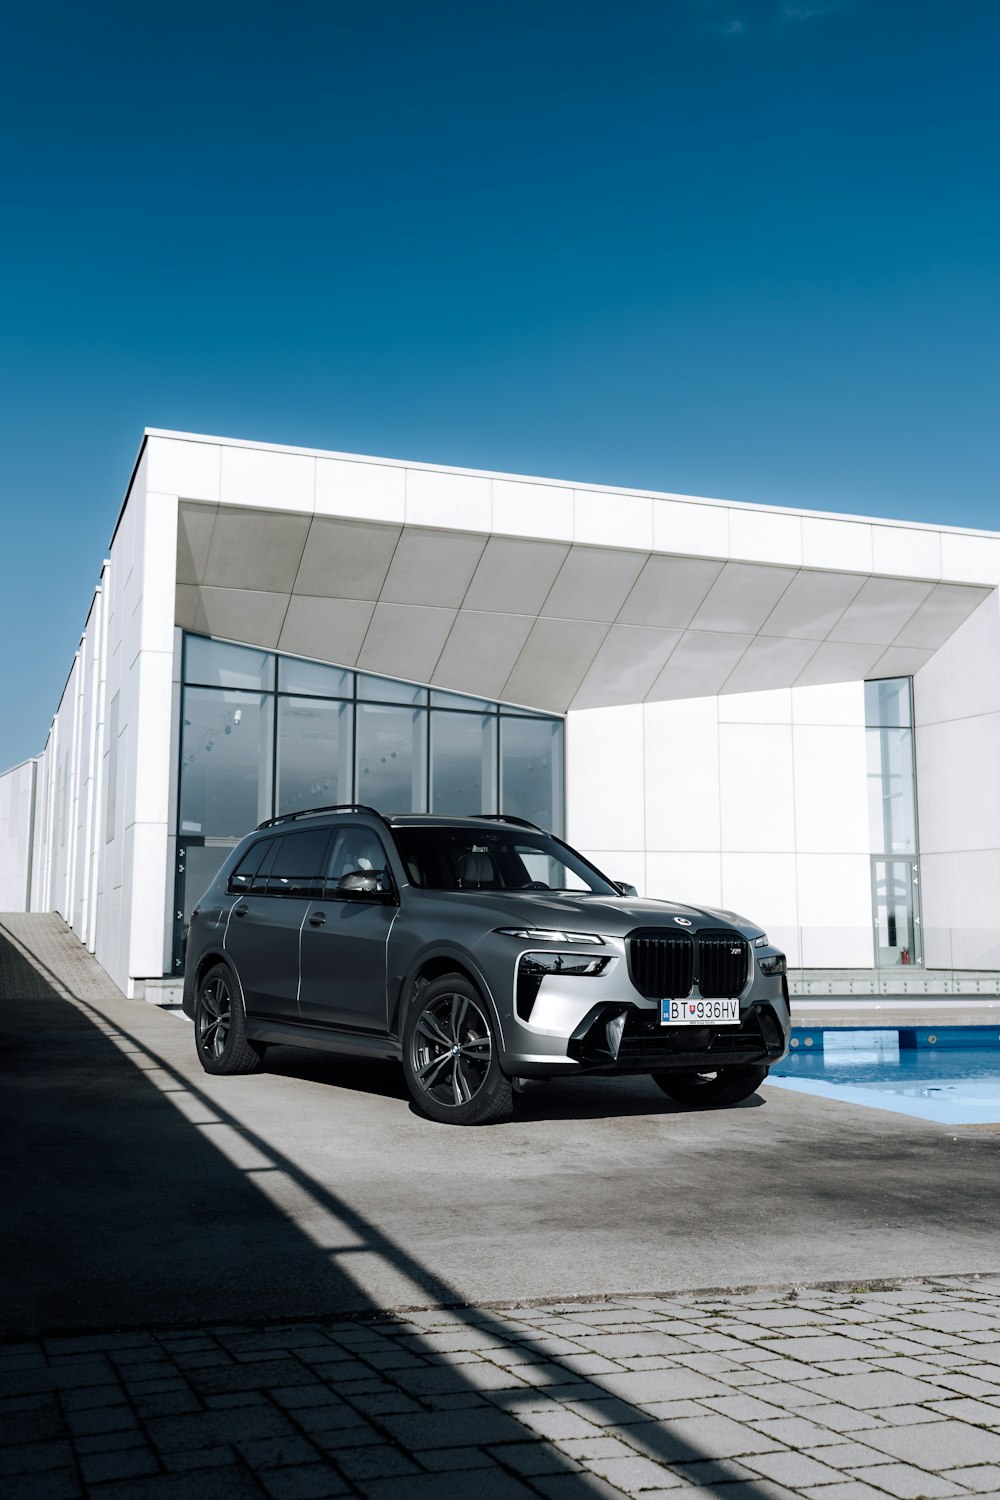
<box><xmin>472</xmin><ymin>813</ymin><xmax>547</xmax><ymax>833</ymax></box>
<box><xmin>256</xmin><ymin>804</ymin><xmax>391</xmax><ymax>831</ymax></box>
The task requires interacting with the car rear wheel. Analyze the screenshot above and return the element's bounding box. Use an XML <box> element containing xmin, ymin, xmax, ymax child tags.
<box><xmin>653</xmin><ymin>1064</ymin><xmax>768</xmax><ymax>1108</ymax></box>
<box><xmin>403</xmin><ymin>974</ymin><xmax>513</xmax><ymax>1125</ymax></box>
<box><xmin>194</xmin><ymin>962</ymin><xmax>266</xmax><ymax>1076</ymax></box>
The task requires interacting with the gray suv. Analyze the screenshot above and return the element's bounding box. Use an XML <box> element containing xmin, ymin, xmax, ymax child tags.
<box><xmin>183</xmin><ymin>806</ymin><xmax>790</xmax><ymax>1125</ymax></box>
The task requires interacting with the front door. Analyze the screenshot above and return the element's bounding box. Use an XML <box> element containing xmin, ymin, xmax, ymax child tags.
<box><xmin>298</xmin><ymin>826</ymin><xmax>398</xmax><ymax>1032</ymax></box>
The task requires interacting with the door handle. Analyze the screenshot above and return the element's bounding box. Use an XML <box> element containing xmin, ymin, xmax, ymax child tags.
<box><xmin>233</xmin><ymin>905</ymin><xmax>249</xmax><ymax>918</ymax></box>
<box><xmin>308</xmin><ymin>912</ymin><xmax>326</xmax><ymax>928</ymax></box>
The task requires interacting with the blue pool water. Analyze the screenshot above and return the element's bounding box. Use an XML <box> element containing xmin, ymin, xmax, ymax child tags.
<box><xmin>766</xmin><ymin>1027</ymin><xmax>1000</xmax><ymax>1124</ymax></box>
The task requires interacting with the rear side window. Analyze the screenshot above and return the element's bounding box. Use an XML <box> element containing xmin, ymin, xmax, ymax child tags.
<box><xmin>263</xmin><ymin>829</ymin><xmax>332</xmax><ymax>898</ymax></box>
<box><xmin>227</xmin><ymin>840</ymin><xmax>270</xmax><ymax>894</ymax></box>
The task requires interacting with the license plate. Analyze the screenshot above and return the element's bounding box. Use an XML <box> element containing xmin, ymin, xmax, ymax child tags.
<box><xmin>661</xmin><ymin>997</ymin><xmax>740</xmax><ymax>1026</ymax></box>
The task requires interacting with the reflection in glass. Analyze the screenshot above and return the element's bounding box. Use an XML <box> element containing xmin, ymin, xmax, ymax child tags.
<box><xmin>430</xmin><ymin>712</ymin><xmax>497</xmax><ymax>816</ymax></box>
<box><xmin>278</xmin><ymin>657</ymin><xmax>353</xmax><ymax>698</ymax></box>
<box><xmin>179</xmin><ymin>688</ymin><xmax>273</xmax><ymax>836</ymax></box>
<box><xmin>276</xmin><ymin>698</ymin><xmax>353</xmax><ymax>817</ymax></box>
<box><xmin>500</xmin><ymin>717</ymin><xmax>564</xmax><ymax>833</ymax></box>
<box><xmin>865</xmin><ymin>677</ymin><xmax>912</xmax><ymax>729</ymax></box>
<box><xmin>184</xmin><ymin>636</ymin><xmax>275</xmax><ymax>691</ymax></box>
<box><xmin>873</xmin><ymin>858</ymin><xmax>918</xmax><ymax>967</ymax></box>
<box><xmin>429</xmin><ymin>689</ymin><xmax>492</xmax><ymax>712</ymax></box>
<box><xmin>356</xmin><ymin>703</ymin><xmax>427</xmax><ymax>812</ymax></box>
<box><xmin>357</xmin><ymin>673</ymin><xmax>427</xmax><ymax>705</ymax></box>
<box><xmin>867</xmin><ymin>726</ymin><xmax>916</xmax><ymax>855</ymax></box>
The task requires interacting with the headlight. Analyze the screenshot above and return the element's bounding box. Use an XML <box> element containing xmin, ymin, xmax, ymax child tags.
<box><xmin>497</xmin><ymin>928</ymin><xmax>605</xmax><ymax>944</ymax></box>
<box><xmin>754</xmin><ymin>933</ymin><xmax>768</xmax><ymax>948</ymax></box>
<box><xmin>757</xmin><ymin>954</ymin><xmax>786</xmax><ymax>976</ymax></box>
<box><xmin>522</xmin><ymin>953</ymin><xmax>610</xmax><ymax>977</ymax></box>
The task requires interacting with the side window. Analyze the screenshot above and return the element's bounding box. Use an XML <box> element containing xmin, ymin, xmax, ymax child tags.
<box><xmin>227</xmin><ymin>840</ymin><xmax>270</xmax><ymax>894</ymax></box>
<box><xmin>262</xmin><ymin>829</ymin><xmax>332</xmax><ymax>898</ymax></box>
<box><xmin>324</xmin><ymin>827</ymin><xmax>394</xmax><ymax>896</ymax></box>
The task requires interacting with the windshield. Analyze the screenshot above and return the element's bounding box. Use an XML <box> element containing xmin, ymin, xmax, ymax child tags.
<box><xmin>391</xmin><ymin>826</ymin><xmax>618</xmax><ymax>895</ymax></box>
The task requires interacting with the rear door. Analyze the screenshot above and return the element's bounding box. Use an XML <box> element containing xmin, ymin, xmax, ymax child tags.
<box><xmin>298</xmin><ymin>825</ymin><xmax>398</xmax><ymax>1033</ymax></box>
<box><xmin>224</xmin><ymin>827</ymin><xmax>333</xmax><ymax>1023</ymax></box>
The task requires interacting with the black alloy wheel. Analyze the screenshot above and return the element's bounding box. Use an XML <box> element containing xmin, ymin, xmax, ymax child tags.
<box><xmin>652</xmin><ymin>1063</ymin><xmax>768</xmax><ymax>1108</ymax></box>
<box><xmin>194</xmin><ymin>962</ymin><xmax>265</xmax><ymax>1076</ymax></box>
<box><xmin>403</xmin><ymin>974</ymin><xmax>513</xmax><ymax>1125</ymax></box>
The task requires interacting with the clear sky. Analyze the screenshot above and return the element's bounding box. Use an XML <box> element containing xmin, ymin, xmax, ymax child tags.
<box><xmin>1</xmin><ymin>0</ymin><xmax>997</xmax><ymax>769</ymax></box>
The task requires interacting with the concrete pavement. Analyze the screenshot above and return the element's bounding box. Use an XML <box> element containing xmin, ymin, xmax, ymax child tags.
<box><xmin>3</xmin><ymin>915</ymin><xmax>1000</xmax><ymax>1498</ymax></box>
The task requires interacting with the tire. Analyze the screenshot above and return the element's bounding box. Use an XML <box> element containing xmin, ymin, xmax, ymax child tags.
<box><xmin>653</xmin><ymin>1064</ymin><xmax>768</xmax><ymax>1108</ymax></box>
<box><xmin>194</xmin><ymin>962</ymin><xmax>266</xmax><ymax>1076</ymax></box>
<box><xmin>402</xmin><ymin>974</ymin><xmax>513</xmax><ymax>1125</ymax></box>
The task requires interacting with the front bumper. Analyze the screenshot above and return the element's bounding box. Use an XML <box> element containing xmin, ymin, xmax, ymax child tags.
<box><xmin>565</xmin><ymin>1000</ymin><xmax>787</xmax><ymax>1074</ymax></box>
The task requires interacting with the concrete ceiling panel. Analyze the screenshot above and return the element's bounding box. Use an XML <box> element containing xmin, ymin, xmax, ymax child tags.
<box><xmin>380</xmin><ymin>529</ymin><xmax>487</xmax><ymax>608</ymax></box>
<box><xmin>292</xmin><ymin>517</ymin><xmax>402</xmax><ymax>600</ymax></box>
<box><xmin>278</xmin><ymin>596</ymin><xmax>376</xmax><ymax>664</ymax></box>
<box><xmin>792</xmin><ymin>641</ymin><xmax>885</xmax><ymax>688</ymax></box>
<box><xmin>689</xmin><ymin>563</ymin><xmax>797</xmax><ymax>635</ymax></box>
<box><xmin>870</xmin><ymin>646</ymin><xmax>936</xmax><ymax>679</ymax></box>
<box><xmin>570</xmin><ymin>626</ymin><xmax>683</xmax><ymax>710</ymax></box>
<box><xmin>721</xmin><ymin>635</ymin><xmax>820</xmax><ymax>696</ymax></box>
<box><xmin>759</xmin><ymin>569</ymin><xmax>867</xmax><ymax>640</ymax></box>
<box><xmin>541</xmin><ymin>547</ymin><xmax>647</xmax><ymax>622</ymax></box>
<box><xmin>174</xmin><ymin>584</ymin><xmax>204</xmax><ymax>632</ymax></box>
<box><xmin>891</xmin><ymin>582</ymin><xmax>992</xmax><ymax>650</ymax></box>
<box><xmin>432</xmin><ymin>611</ymin><xmax>535</xmax><ymax>699</ymax></box>
<box><xmin>176</xmin><ymin>502</ymin><xmax>218</xmax><ymax>586</ymax></box>
<box><xmin>645</xmin><ymin>631</ymin><xmax>753</xmax><ymax>702</ymax></box>
<box><xmin>502</xmin><ymin>619</ymin><xmax>611</xmax><ymax>712</ymax></box>
<box><xmin>202</xmin><ymin>507</ymin><xmax>311</xmax><ymax>593</ymax></box>
<box><xmin>357</xmin><ymin>602</ymin><xmax>457</xmax><ymax>682</ymax></box>
<box><xmin>463</xmin><ymin>537</ymin><xmax>569</xmax><ymax>615</ymax></box>
<box><xmin>827</xmin><ymin>577</ymin><xmax>936</xmax><ymax>645</ymax></box>
<box><xmin>197</xmin><ymin>587</ymin><xmax>290</xmax><ymax>650</ymax></box>
<box><xmin>617</xmin><ymin>556</ymin><xmax>724</xmax><ymax>629</ymax></box>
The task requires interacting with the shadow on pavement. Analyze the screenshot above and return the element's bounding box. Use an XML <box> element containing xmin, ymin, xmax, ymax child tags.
<box><xmin>0</xmin><ymin>919</ymin><xmax>782</xmax><ymax>1498</ymax></box>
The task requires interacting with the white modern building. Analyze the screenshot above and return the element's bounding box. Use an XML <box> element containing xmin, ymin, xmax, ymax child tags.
<box><xmin>3</xmin><ymin>428</ymin><xmax>1000</xmax><ymax>1002</ymax></box>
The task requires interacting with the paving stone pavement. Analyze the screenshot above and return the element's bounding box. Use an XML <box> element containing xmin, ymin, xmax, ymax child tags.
<box><xmin>3</xmin><ymin>1277</ymin><xmax>1000</xmax><ymax>1499</ymax></box>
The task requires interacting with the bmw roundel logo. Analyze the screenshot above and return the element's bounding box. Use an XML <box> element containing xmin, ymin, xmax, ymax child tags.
<box><xmin>673</xmin><ymin>916</ymin><xmax>693</xmax><ymax>926</ymax></box>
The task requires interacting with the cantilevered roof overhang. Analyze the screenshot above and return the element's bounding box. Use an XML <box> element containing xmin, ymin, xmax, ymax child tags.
<box><xmin>135</xmin><ymin>430</ymin><xmax>1000</xmax><ymax>714</ymax></box>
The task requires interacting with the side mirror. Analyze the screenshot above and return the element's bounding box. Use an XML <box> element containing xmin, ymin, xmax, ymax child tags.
<box><xmin>336</xmin><ymin>869</ymin><xmax>394</xmax><ymax>901</ymax></box>
<box><xmin>614</xmin><ymin>881</ymin><xmax>638</xmax><ymax>898</ymax></box>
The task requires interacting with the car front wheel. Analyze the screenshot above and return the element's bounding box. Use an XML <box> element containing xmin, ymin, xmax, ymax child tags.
<box><xmin>403</xmin><ymin>974</ymin><xmax>513</xmax><ymax>1125</ymax></box>
<box><xmin>652</xmin><ymin>1064</ymin><xmax>768</xmax><ymax>1108</ymax></box>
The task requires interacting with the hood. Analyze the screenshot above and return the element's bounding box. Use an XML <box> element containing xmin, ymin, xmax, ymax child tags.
<box><xmin>424</xmin><ymin>888</ymin><xmax>753</xmax><ymax>940</ymax></box>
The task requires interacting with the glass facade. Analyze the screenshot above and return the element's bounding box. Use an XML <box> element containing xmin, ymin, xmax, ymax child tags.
<box><xmin>865</xmin><ymin>677</ymin><xmax>921</xmax><ymax>967</ymax></box>
<box><xmin>173</xmin><ymin>633</ymin><xmax>565</xmax><ymax>969</ymax></box>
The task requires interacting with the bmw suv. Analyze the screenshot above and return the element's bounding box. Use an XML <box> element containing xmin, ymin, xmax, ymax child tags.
<box><xmin>183</xmin><ymin>806</ymin><xmax>790</xmax><ymax>1125</ymax></box>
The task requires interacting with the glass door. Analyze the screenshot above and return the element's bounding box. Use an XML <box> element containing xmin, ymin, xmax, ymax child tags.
<box><xmin>871</xmin><ymin>857</ymin><xmax>921</xmax><ymax>968</ymax></box>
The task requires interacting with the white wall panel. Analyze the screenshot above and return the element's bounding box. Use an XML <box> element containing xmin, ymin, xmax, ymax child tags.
<box><xmin>718</xmin><ymin>723</ymin><xmax>795</xmax><ymax>853</ymax></box>
<box><xmin>0</xmin><ymin>761</ymin><xmax>36</xmax><ymax>909</ymax></box>
<box><xmin>405</xmin><ymin>467</ymin><xmax>491</xmax><ymax>532</ymax></box>
<box><xmin>792</xmin><ymin>724</ymin><xmax>868</xmax><ymax>854</ymax></box>
<box><xmin>643</xmin><ymin>698</ymin><xmax>720</xmax><ymax>852</ymax></box>
<box><xmin>565</xmin><ymin>705</ymin><xmax>645</xmax><ymax>852</ymax></box>
<box><xmin>645</xmin><ymin>851</ymin><xmax>722</xmax><ymax>908</ymax></box>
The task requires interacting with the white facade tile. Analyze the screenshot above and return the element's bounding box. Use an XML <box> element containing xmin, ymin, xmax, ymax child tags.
<box><xmin>315</xmin><ymin>456</ymin><xmax>404</xmax><ymax>522</ymax></box>
<box><xmin>137</xmin><ymin>493</ymin><xmax>179</xmax><ymax>656</ymax></box>
<box><xmin>792</xmin><ymin>724</ymin><xmax>869</xmax><ymax>854</ymax></box>
<box><xmin>791</xmin><ymin>680</ymin><xmax>866</xmax><ymax>727</ymax></box>
<box><xmin>801</xmin><ymin>516</ymin><xmax>872</xmax><ymax>573</ymax></box>
<box><xmin>939</xmin><ymin>530</ymin><xmax>1000</xmax><ymax>586</ymax></box>
<box><xmin>574</xmin><ymin>487</ymin><xmax>653</xmax><ymax>550</ymax></box>
<box><xmin>718</xmin><ymin>688</ymin><xmax>793</xmax><ymax>724</ymax></box>
<box><xmin>645</xmin><ymin>851</ymin><xmax>723</xmax><ymax>908</ymax></box>
<box><xmin>565</xmin><ymin>705</ymin><xmax>645</xmax><ymax>851</ymax></box>
<box><xmin>652</xmin><ymin>498</ymin><xmax>729</xmax><ymax>559</ymax></box>
<box><xmin>722</xmin><ymin>853</ymin><xmax>798</xmax><ymax>926</ymax></box>
<box><xmin>913</xmin><ymin>592</ymin><xmax>1000</xmax><ymax>726</ymax></box>
<box><xmin>718</xmin><ymin>723</ymin><xmax>795</xmax><ymax>853</ymax></box>
<box><xmin>145</xmin><ymin>436</ymin><xmax>221</xmax><ymax>502</ymax></box>
<box><xmin>729</xmin><ymin>507</ymin><xmax>803</xmax><ymax>566</ymax></box>
<box><xmin>643</xmin><ymin>697</ymin><xmax>721</xmax><ymax>852</ymax></box>
<box><xmin>131</xmin><ymin>652</ymin><xmax>175</xmax><ymax>826</ymax></box>
<box><xmin>405</xmin><ymin>466</ymin><xmax>492</xmax><ymax>531</ymax></box>
<box><xmin>492</xmin><ymin>478</ymin><xmax>574</xmax><ymax>541</ymax></box>
<box><xmin>220</xmin><ymin>444</ymin><xmax>315</xmax><ymax>513</ymax></box>
<box><xmin>872</xmin><ymin>524</ymin><xmax>941</xmax><ymax>581</ymax></box>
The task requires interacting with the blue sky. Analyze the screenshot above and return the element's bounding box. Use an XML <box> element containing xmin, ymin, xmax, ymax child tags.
<box><xmin>1</xmin><ymin>0</ymin><xmax>997</xmax><ymax>768</ymax></box>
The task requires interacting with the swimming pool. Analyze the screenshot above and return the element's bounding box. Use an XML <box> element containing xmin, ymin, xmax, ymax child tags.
<box><xmin>766</xmin><ymin>1026</ymin><xmax>1000</xmax><ymax>1124</ymax></box>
